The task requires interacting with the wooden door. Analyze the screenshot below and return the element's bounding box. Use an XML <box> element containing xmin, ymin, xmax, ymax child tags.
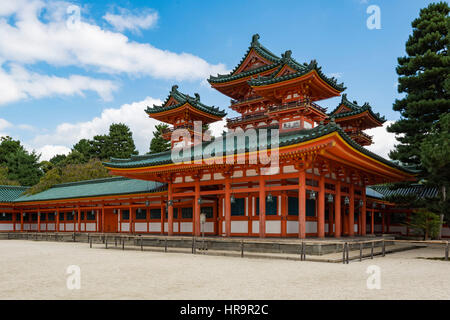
<box><xmin>103</xmin><ymin>209</ymin><xmax>118</xmax><ymax>233</ymax></box>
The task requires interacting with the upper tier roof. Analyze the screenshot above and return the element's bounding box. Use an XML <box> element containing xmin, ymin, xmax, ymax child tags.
<box><xmin>208</xmin><ymin>34</ymin><xmax>345</xmax><ymax>93</ymax></box>
<box><xmin>328</xmin><ymin>94</ymin><xmax>386</xmax><ymax>124</ymax></box>
<box><xmin>0</xmin><ymin>185</ymin><xmax>28</xmax><ymax>203</ymax></box>
<box><xmin>146</xmin><ymin>85</ymin><xmax>226</xmax><ymax>118</ymax></box>
<box><xmin>14</xmin><ymin>177</ymin><xmax>165</xmax><ymax>203</ymax></box>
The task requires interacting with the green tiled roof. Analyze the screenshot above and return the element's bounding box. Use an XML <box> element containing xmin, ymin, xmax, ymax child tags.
<box><xmin>0</xmin><ymin>185</ymin><xmax>28</xmax><ymax>203</ymax></box>
<box><xmin>146</xmin><ymin>85</ymin><xmax>226</xmax><ymax>117</ymax></box>
<box><xmin>104</xmin><ymin>122</ymin><xmax>415</xmax><ymax>175</ymax></box>
<box><xmin>208</xmin><ymin>35</ymin><xmax>345</xmax><ymax>93</ymax></box>
<box><xmin>370</xmin><ymin>184</ymin><xmax>438</xmax><ymax>199</ymax></box>
<box><xmin>328</xmin><ymin>94</ymin><xmax>386</xmax><ymax>123</ymax></box>
<box><xmin>208</xmin><ymin>34</ymin><xmax>282</xmax><ymax>84</ymax></box>
<box><xmin>14</xmin><ymin>177</ymin><xmax>165</xmax><ymax>203</ymax></box>
<box><xmin>247</xmin><ymin>59</ymin><xmax>346</xmax><ymax>92</ymax></box>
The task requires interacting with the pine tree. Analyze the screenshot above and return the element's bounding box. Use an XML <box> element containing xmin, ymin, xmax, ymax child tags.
<box><xmin>90</xmin><ymin>123</ymin><xmax>139</xmax><ymax>160</ymax></box>
<box><xmin>149</xmin><ymin>124</ymin><xmax>170</xmax><ymax>154</ymax></box>
<box><xmin>387</xmin><ymin>2</ymin><xmax>449</xmax><ymax>169</ymax></box>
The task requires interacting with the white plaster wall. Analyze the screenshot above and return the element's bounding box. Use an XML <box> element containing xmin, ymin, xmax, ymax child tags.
<box><xmin>180</xmin><ymin>222</ymin><xmax>193</xmax><ymax>233</ymax></box>
<box><xmin>231</xmin><ymin>221</ymin><xmax>248</xmax><ymax>233</ymax></box>
<box><xmin>252</xmin><ymin>221</ymin><xmax>259</xmax><ymax>233</ymax></box>
<box><xmin>306</xmin><ymin>221</ymin><xmax>317</xmax><ymax>233</ymax></box>
<box><xmin>65</xmin><ymin>224</ymin><xmax>73</xmax><ymax>231</ymax></box>
<box><xmin>202</xmin><ymin>222</ymin><xmax>214</xmax><ymax>233</ymax></box>
<box><xmin>149</xmin><ymin>223</ymin><xmax>161</xmax><ymax>232</ymax></box>
<box><xmin>86</xmin><ymin>223</ymin><xmax>96</xmax><ymax>232</ymax></box>
<box><xmin>287</xmin><ymin>221</ymin><xmax>298</xmax><ymax>234</ymax></box>
<box><xmin>0</xmin><ymin>224</ymin><xmax>13</xmax><ymax>231</ymax></box>
<box><xmin>59</xmin><ymin>223</ymin><xmax>64</xmax><ymax>231</ymax></box>
<box><xmin>121</xmin><ymin>223</ymin><xmax>129</xmax><ymax>232</ymax></box>
<box><xmin>47</xmin><ymin>224</ymin><xmax>55</xmax><ymax>231</ymax></box>
<box><xmin>266</xmin><ymin>220</ymin><xmax>281</xmax><ymax>234</ymax></box>
<box><xmin>135</xmin><ymin>223</ymin><xmax>147</xmax><ymax>232</ymax></box>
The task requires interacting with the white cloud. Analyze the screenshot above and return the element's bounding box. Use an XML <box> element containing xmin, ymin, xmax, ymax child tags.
<box><xmin>34</xmin><ymin>144</ymin><xmax>71</xmax><ymax>161</ymax></box>
<box><xmin>0</xmin><ymin>118</ymin><xmax>12</xmax><ymax>131</ymax></box>
<box><xmin>31</xmin><ymin>96</ymin><xmax>163</xmax><ymax>157</ymax></box>
<box><xmin>365</xmin><ymin>120</ymin><xmax>399</xmax><ymax>159</ymax></box>
<box><xmin>0</xmin><ymin>0</ymin><xmax>227</xmax><ymax>81</ymax></box>
<box><xmin>103</xmin><ymin>8</ymin><xmax>158</xmax><ymax>33</ymax></box>
<box><xmin>0</xmin><ymin>64</ymin><xmax>117</xmax><ymax>104</ymax></box>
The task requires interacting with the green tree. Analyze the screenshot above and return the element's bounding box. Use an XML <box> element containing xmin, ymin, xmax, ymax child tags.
<box><xmin>72</xmin><ymin>138</ymin><xmax>95</xmax><ymax>161</ymax></box>
<box><xmin>0</xmin><ymin>166</ymin><xmax>20</xmax><ymax>186</ymax></box>
<box><xmin>27</xmin><ymin>159</ymin><xmax>112</xmax><ymax>194</ymax></box>
<box><xmin>0</xmin><ymin>137</ymin><xmax>42</xmax><ymax>186</ymax></box>
<box><xmin>408</xmin><ymin>209</ymin><xmax>442</xmax><ymax>240</ymax></box>
<box><xmin>90</xmin><ymin>123</ymin><xmax>138</xmax><ymax>160</ymax></box>
<box><xmin>420</xmin><ymin>113</ymin><xmax>450</xmax><ymax>226</ymax></box>
<box><xmin>387</xmin><ymin>2</ymin><xmax>449</xmax><ymax>169</ymax></box>
<box><xmin>49</xmin><ymin>154</ymin><xmax>67</xmax><ymax>166</ymax></box>
<box><xmin>149</xmin><ymin>124</ymin><xmax>170</xmax><ymax>154</ymax></box>
<box><xmin>5</xmin><ymin>149</ymin><xmax>42</xmax><ymax>186</ymax></box>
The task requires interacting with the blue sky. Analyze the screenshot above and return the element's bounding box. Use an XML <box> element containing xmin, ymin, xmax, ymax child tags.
<box><xmin>0</xmin><ymin>0</ymin><xmax>434</xmax><ymax>160</ymax></box>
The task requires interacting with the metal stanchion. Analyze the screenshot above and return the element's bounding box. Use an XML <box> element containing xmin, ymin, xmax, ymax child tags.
<box><xmin>342</xmin><ymin>243</ymin><xmax>346</xmax><ymax>264</ymax></box>
<box><xmin>360</xmin><ymin>242</ymin><xmax>363</xmax><ymax>262</ymax></box>
<box><xmin>165</xmin><ymin>237</ymin><xmax>168</xmax><ymax>253</ymax></box>
<box><xmin>382</xmin><ymin>239</ymin><xmax>385</xmax><ymax>257</ymax></box>
<box><xmin>241</xmin><ymin>240</ymin><xmax>244</xmax><ymax>258</ymax></box>
<box><xmin>105</xmin><ymin>237</ymin><xmax>108</xmax><ymax>249</ymax></box>
<box><xmin>140</xmin><ymin>238</ymin><xmax>143</xmax><ymax>251</ymax></box>
<box><xmin>122</xmin><ymin>238</ymin><xmax>125</xmax><ymax>250</ymax></box>
<box><xmin>371</xmin><ymin>241</ymin><xmax>374</xmax><ymax>259</ymax></box>
<box><xmin>445</xmin><ymin>241</ymin><xmax>449</xmax><ymax>261</ymax></box>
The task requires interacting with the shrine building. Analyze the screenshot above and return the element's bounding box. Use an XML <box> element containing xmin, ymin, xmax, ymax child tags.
<box><xmin>3</xmin><ymin>34</ymin><xmax>445</xmax><ymax>238</ymax></box>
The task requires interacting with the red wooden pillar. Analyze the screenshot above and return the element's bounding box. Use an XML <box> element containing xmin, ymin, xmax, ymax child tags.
<box><xmin>318</xmin><ymin>175</ymin><xmax>325</xmax><ymax>238</ymax></box>
<box><xmin>56</xmin><ymin>209</ymin><xmax>59</xmax><ymax>232</ymax></box>
<box><xmin>77</xmin><ymin>207</ymin><xmax>81</xmax><ymax>232</ymax></box>
<box><xmin>20</xmin><ymin>210</ymin><xmax>24</xmax><ymax>232</ymax></box>
<box><xmin>248</xmin><ymin>194</ymin><xmax>253</xmax><ymax>235</ymax></box>
<box><xmin>259</xmin><ymin>173</ymin><xmax>266</xmax><ymax>238</ymax></box>
<box><xmin>281</xmin><ymin>192</ymin><xmax>287</xmax><ymax>237</ymax></box>
<box><xmin>349</xmin><ymin>183</ymin><xmax>355</xmax><ymax>237</ymax></box>
<box><xmin>160</xmin><ymin>197</ymin><xmax>165</xmax><ymax>235</ymax></box>
<box><xmin>194</xmin><ymin>179</ymin><xmax>200</xmax><ymax>236</ymax></box>
<box><xmin>129</xmin><ymin>206</ymin><xmax>133</xmax><ymax>234</ymax></box>
<box><xmin>37</xmin><ymin>210</ymin><xmax>41</xmax><ymax>232</ymax></box>
<box><xmin>298</xmin><ymin>170</ymin><xmax>306</xmax><ymax>239</ymax></box>
<box><xmin>361</xmin><ymin>187</ymin><xmax>367</xmax><ymax>236</ymax></box>
<box><xmin>224</xmin><ymin>175</ymin><xmax>231</xmax><ymax>237</ymax></box>
<box><xmin>101</xmin><ymin>206</ymin><xmax>105</xmax><ymax>233</ymax></box>
<box><xmin>168</xmin><ymin>181</ymin><xmax>174</xmax><ymax>236</ymax></box>
<box><xmin>335</xmin><ymin>180</ymin><xmax>341</xmax><ymax>238</ymax></box>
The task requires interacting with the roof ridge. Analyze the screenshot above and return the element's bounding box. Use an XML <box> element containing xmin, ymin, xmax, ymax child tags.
<box><xmin>52</xmin><ymin>176</ymin><xmax>129</xmax><ymax>189</ymax></box>
<box><xmin>0</xmin><ymin>185</ymin><xmax>29</xmax><ymax>189</ymax></box>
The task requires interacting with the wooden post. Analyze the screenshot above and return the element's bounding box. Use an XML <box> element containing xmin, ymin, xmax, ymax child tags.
<box><xmin>361</xmin><ymin>186</ymin><xmax>367</xmax><ymax>236</ymax></box>
<box><xmin>194</xmin><ymin>178</ymin><xmax>201</xmax><ymax>237</ymax></box>
<box><xmin>77</xmin><ymin>207</ymin><xmax>81</xmax><ymax>232</ymax></box>
<box><xmin>318</xmin><ymin>175</ymin><xmax>325</xmax><ymax>238</ymax></box>
<box><xmin>165</xmin><ymin>237</ymin><xmax>168</xmax><ymax>252</ymax></box>
<box><xmin>259</xmin><ymin>173</ymin><xmax>266</xmax><ymax>238</ymax></box>
<box><xmin>281</xmin><ymin>192</ymin><xmax>287</xmax><ymax>237</ymax></box>
<box><xmin>101</xmin><ymin>206</ymin><xmax>105</xmax><ymax>233</ymax></box>
<box><xmin>224</xmin><ymin>174</ymin><xmax>231</xmax><ymax>237</ymax></box>
<box><xmin>298</xmin><ymin>170</ymin><xmax>306</xmax><ymax>239</ymax></box>
<box><xmin>168</xmin><ymin>181</ymin><xmax>174</xmax><ymax>236</ymax></box>
<box><xmin>240</xmin><ymin>240</ymin><xmax>244</xmax><ymax>258</ymax></box>
<box><xmin>161</xmin><ymin>197</ymin><xmax>165</xmax><ymax>235</ymax></box>
<box><xmin>382</xmin><ymin>239</ymin><xmax>385</xmax><ymax>257</ymax></box>
<box><xmin>349</xmin><ymin>183</ymin><xmax>355</xmax><ymax>237</ymax></box>
<box><xmin>335</xmin><ymin>180</ymin><xmax>341</xmax><ymax>238</ymax></box>
<box><xmin>129</xmin><ymin>206</ymin><xmax>133</xmax><ymax>234</ymax></box>
<box><xmin>20</xmin><ymin>210</ymin><xmax>24</xmax><ymax>232</ymax></box>
<box><xmin>37</xmin><ymin>211</ymin><xmax>41</xmax><ymax>233</ymax></box>
<box><xmin>371</xmin><ymin>241</ymin><xmax>374</xmax><ymax>259</ymax></box>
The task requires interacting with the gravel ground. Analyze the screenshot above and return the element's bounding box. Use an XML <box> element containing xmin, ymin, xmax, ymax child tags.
<box><xmin>0</xmin><ymin>240</ymin><xmax>448</xmax><ymax>300</ymax></box>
